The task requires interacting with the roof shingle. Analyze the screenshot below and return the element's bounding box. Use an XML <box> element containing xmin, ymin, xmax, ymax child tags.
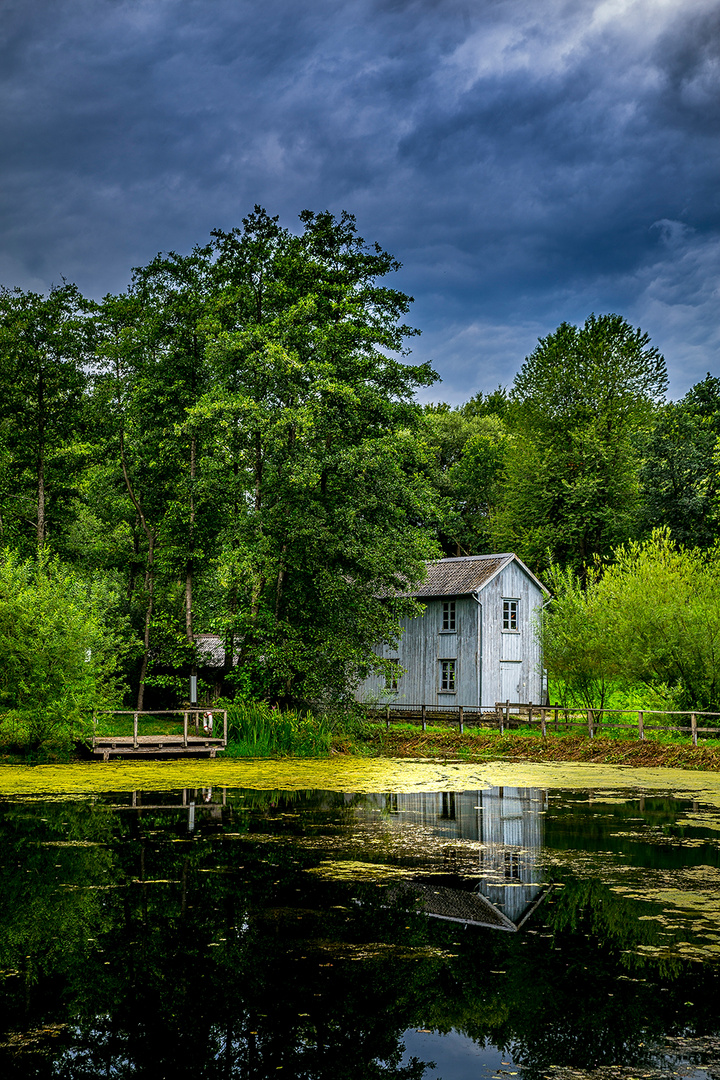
<box><xmin>408</xmin><ymin>554</ymin><xmax>513</xmax><ymax>597</ymax></box>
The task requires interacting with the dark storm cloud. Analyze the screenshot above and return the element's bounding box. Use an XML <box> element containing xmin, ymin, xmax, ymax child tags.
<box><xmin>1</xmin><ymin>0</ymin><xmax>718</xmax><ymax>399</ymax></box>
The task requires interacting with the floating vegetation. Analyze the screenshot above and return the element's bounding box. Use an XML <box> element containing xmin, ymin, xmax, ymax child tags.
<box><xmin>291</xmin><ymin>938</ymin><xmax>456</xmax><ymax>962</ymax></box>
<box><xmin>306</xmin><ymin>859</ymin><xmax>419</xmax><ymax>882</ymax></box>
<box><xmin>4</xmin><ymin>758</ymin><xmax>720</xmax><ymax>801</ymax></box>
<box><xmin>677</xmin><ymin>810</ymin><xmax>720</xmax><ymax>833</ymax></box>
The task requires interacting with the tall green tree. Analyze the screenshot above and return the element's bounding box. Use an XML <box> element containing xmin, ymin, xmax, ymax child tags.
<box><xmin>421</xmin><ymin>405</ymin><xmax>508</xmax><ymax>556</ymax></box>
<box><xmin>493</xmin><ymin>314</ymin><xmax>667</xmax><ymax>575</ymax></box>
<box><xmin>193</xmin><ymin>207</ymin><xmax>440</xmax><ymax>703</ymax></box>
<box><xmin>0</xmin><ymin>284</ymin><xmax>92</xmax><ymax>553</ymax></box>
<box><xmin>91</xmin><ymin>247</ymin><xmax>218</xmax><ymax>708</ymax></box>
<box><xmin>639</xmin><ymin>373</ymin><xmax>720</xmax><ymax>548</ymax></box>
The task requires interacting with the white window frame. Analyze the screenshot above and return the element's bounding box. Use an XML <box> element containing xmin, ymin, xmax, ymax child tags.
<box><xmin>502</xmin><ymin>598</ymin><xmax>519</xmax><ymax>632</ymax></box>
<box><xmin>440</xmin><ymin>659</ymin><xmax>456</xmax><ymax>693</ymax></box>
<box><xmin>441</xmin><ymin>599</ymin><xmax>456</xmax><ymax>633</ymax></box>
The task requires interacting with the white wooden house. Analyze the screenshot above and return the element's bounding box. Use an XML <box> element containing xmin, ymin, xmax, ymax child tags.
<box><xmin>358</xmin><ymin>553</ymin><xmax>548</xmax><ymax>709</ymax></box>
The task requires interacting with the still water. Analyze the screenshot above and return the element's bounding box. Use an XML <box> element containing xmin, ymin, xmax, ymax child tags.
<box><xmin>2</xmin><ymin>764</ymin><xmax>720</xmax><ymax>1079</ymax></box>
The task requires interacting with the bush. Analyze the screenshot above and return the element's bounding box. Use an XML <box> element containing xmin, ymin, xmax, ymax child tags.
<box><xmin>226</xmin><ymin>700</ymin><xmax>332</xmax><ymax>757</ymax></box>
<box><xmin>542</xmin><ymin>531</ymin><xmax>720</xmax><ymax>712</ymax></box>
<box><xmin>0</xmin><ymin>552</ymin><xmax>132</xmax><ymax>750</ymax></box>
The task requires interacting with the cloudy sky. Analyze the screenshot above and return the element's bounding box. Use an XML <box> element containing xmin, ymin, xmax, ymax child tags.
<box><xmin>1</xmin><ymin>0</ymin><xmax>719</xmax><ymax>401</ymax></box>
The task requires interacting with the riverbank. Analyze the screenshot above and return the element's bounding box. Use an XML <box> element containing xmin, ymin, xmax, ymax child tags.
<box><xmin>351</xmin><ymin>727</ymin><xmax>720</xmax><ymax>771</ymax></box>
<box><xmin>3</xmin><ymin>726</ymin><xmax>720</xmax><ymax>773</ymax></box>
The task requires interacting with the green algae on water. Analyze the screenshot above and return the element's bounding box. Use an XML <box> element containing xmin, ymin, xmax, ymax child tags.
<box><xmin>4</xmin><ymin>758</ymin><xmax>720</xmax><ymax>801</ymax></box>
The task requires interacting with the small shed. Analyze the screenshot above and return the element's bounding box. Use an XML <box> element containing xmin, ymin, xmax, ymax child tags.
<box><xmin>357</xmin><ymin>553</ymin><xmax>548</xmax><ymax>709</ymax></box>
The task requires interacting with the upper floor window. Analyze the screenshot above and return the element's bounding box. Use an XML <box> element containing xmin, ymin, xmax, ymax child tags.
<box><xmin>442</xmin><ymin>600</ymin><xmax>456</xmax><ymax>632</ymax></box>
<box><xmin>503</xmin><ymin>599</ymin><xmax>518</xmax><ymax>630</ymax></box>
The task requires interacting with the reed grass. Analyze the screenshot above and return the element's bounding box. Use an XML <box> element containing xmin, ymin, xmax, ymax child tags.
<box><xmin>225</xmin><ymin>701</ymin><xmax>332</xmax><ymax>757</ymax></box>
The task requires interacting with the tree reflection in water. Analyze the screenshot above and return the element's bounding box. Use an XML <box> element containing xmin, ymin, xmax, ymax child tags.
<box><xmin>0</xmin><ymin>786</ymin><xmax>719</xmax><ymax>1079</ymax></box>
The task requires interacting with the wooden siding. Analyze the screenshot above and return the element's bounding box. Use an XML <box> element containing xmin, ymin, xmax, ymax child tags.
<box><xmin>360</xmin><ymin>594</ymin><xmax>480</xmax><ymax>707</ymax></box>
<box><xmin>479</xmin><ymin>560</ymin><xmax>545</xmax><ymax>708</ymax></box>
<box><xmin>357</xmin><ymin>556</ymin><xmax>545</xmax><ymax>708</ymax></box>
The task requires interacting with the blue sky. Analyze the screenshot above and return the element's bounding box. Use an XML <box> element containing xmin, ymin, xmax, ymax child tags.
<box><xmin>2</xmin><ymin>0</ymin><xmax>718</xmax><ymax>402</ymax></box>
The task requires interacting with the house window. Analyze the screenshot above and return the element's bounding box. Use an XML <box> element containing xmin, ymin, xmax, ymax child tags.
<box><xmin>503</xmin><ymin>850</ymin><xmax>521</xmax><ymax>881</ymax></box>
<box><xmin>440</xmin><ymin>659</ymin><xmax>456</xmax><ymax>692</ymax></box>
<box><xmin>384</xmin><ymin>660</ymin><xmax>400</xmax><ymax>691</ymax></box>
<box><xmin>442</xmin><ymin>600</ymin><xmax>456</xmax><ymax>632</ymax></box>
<box><xmin>503</xmin><ymin>599</ymin><xmax>518</xmax><ymax>631</ymax></box>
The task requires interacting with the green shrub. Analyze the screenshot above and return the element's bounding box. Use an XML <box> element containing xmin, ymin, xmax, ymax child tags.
<box><xmin>542</xmin><ymin>531</ymin><xmax>720</xmax><ymax>712</ymax></box>
<box><xmin>226</xmin><ymin>701</ymin><xmax>332</xmax><ymax>757</ymax></box>
<box><xmin>0</xmin><ymin>552</ymin><xmax>133</xmax><ymax>750</ymax></box>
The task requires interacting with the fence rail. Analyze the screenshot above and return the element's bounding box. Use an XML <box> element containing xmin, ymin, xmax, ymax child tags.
<box><xmin>93</xmin><ymin>708</ymin><xmax>228</xmax><ymax>749</ymax></box>
<box><xmin>364</xmin><ymin>701</ymin><xmax>720</xmax><ymax>746</ymax></box>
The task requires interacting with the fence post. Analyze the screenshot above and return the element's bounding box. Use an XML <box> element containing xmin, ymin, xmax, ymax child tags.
<box><xmin>638</xmin><ymin>710</ymin><xmax>645</xmax><ymax>741</ymax></box>
<box><xmin>385</xmin><ymin>705</ymin><xmax>390</xmax><ymax>731</ymax></box>
<box><xmin>223</xmin><ymin>710</ymin><xmax>228</xmax><ymax>747</ymax></box>
<box><xmin>541</xmin><ymin>708</ymin><xmax>546</xmax><ymax>738</ymax></box>
<box><xmin>422</xmin><ymin>704</ymin><xmax>427</xmax><ymax>733</ymax></box>
<box><xmin>691</xmin><ymin>712</ymin><xmax>698</xmax><ymax>747</ymax></box>
<box><xmin>133</xmin><ymin>712</ymin><xmax>139</xmax><ymax>749</ymax></box>
<box><xmin>554</xmin><ymin>704</ymin><xmax>559</xmax><ymax>732</ymax></box>
<box><xmin>528</xmin><ymin>702</ymin><xmax>533</xmax><ymax>729</ymax></box>
<box><xmin>183</xmin><ymin>711</ymin><xmax>188</xmax><ymax>748</ymax></box>
<box><xmin>587</xmin><ymin>709</ymin><xmax>594</xmax><ymax>739</ymax></box>
<box><xmin>459</xmin><ymin>705</ymin><xmax>464</xmax><ymax>734</ymax></box>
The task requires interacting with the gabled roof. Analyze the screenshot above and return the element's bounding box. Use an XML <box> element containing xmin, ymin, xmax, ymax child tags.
<box><xmin>407</xmin><ymin>553</ymin><xmax>548</xmax><ymax>598</ymax></box>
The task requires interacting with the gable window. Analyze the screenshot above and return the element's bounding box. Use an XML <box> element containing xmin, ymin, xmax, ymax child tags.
<box><xmin>503</xmin><ymin>599</ymin><xmax>518</xmax><ymax>631</ymax></box>
<box><xmin>440</xmin><ymin>659</ymin><xmax>456</xmax><ymax>692</ymax></box>
<box><xmin>442</xmin><ymin>600</ymin><xmax>456</xmax><ymax>632</ymax></box>
<box><xmin>384</xmin><ymin>660</ymin><xmax>400</xmax><ymax>691</ymax></box>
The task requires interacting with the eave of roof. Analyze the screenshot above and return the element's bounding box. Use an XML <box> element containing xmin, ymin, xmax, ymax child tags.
<box><xmin>402</xmin><ymin>553</ymin><xmax>549</xmax><ymax>598</ymax></box>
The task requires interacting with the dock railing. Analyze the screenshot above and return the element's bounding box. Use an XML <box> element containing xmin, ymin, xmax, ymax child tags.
<box><xmin>364</xmin><ymin>701</ymin><xmax>720</xmax><ymax>746</ymax></box>
<box><xmin>92</xmin><ymin>708</ymin><xmax>228</xmax><ymax>749</ymax></box>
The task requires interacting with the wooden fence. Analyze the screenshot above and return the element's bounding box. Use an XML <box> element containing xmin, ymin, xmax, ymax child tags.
<box><xmin>92</xmin><ymin>708</ymin><xmax>228</xmax><ymax>750</ymax></box>
<box><xmin>366</xmin><ymin>701</ymin><xmax>720</xmax><ymax>746</ymax></box>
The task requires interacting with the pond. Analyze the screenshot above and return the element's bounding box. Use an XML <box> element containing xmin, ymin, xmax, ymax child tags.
<box><xmin>1</xmin><ymin>760</ymin><xmax>720</xmax><ymax>1079</ymax></box>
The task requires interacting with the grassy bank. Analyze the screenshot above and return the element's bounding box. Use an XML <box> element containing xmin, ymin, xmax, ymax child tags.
<box><xmin>351</xmin><ymin>723</ymin><xmax>720</xmax><ymax>771</ymax></box>
<box><xmin>4</xmin><ymin>705</ymin><xmax>720</xmax><ymax>772</ymax></box>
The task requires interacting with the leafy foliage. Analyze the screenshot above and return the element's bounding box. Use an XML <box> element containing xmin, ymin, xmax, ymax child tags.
<box><xmin>0</xmin><ymin>552</ymin><xmax>133</xmax><ymax>748</ymax></box>
<box><xmin>639</xmin><ymin>373</ymin><xmax>720</xmax><ymax>548</ymax></box>
<box><xmin>493</xmin><ymin>314</ymin><xmax>667</xmax><ymax>574</ymax></box>
<box><xmin>542</xmin><ymin>531</ymin><xmax>720</xmax><ymax>711</ymax></box>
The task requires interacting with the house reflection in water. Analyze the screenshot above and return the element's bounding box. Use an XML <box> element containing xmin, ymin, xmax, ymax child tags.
<box><xmin>359</xmin><ymin>788</ymin><xmax>546</xmax><ymax>931</ymax></box>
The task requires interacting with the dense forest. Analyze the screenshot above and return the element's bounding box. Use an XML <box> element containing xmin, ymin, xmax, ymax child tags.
<box><xmin>1</xmin><ymin>207</ymin><xmax>719</xmax><ymax>736</ymax></box>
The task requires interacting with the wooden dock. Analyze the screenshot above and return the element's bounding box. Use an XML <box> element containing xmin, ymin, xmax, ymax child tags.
<box><xmin>92</xmin><ymin>709</ymin><xmax>228</xmax><ymax>761</ymax></box>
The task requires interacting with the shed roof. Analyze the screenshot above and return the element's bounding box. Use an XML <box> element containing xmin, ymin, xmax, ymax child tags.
<box><xmin>407</xmin><ymin>553</ymin><xmax>547</xmax><ymax>598</ymax></box>
<box><xmin>195</xmin><ymin>633</ymin><xmax>225</xmax><ymax>668</ymax></box>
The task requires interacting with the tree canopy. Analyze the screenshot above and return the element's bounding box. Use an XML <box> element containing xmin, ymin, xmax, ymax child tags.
<box><xmin>2</xmin><ymin>212</ymin><xmax>720</xmax><ymax>719</ymax></box>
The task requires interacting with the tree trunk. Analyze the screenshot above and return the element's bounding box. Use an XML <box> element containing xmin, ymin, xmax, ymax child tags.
<box><xmin>36</xmin><ymin>371</ymin><xmax>45</xmax><ymax>550</ymax></box>
<box><xmin>185</xmin><ymin>433</ymin><xmax>196</xmax><ymax>644</ymax></box>
<box><xmin>275</xmin><ymin>543</ymin><xmax>288</xmax><ymax>619</ymax></box>
<box><xmin>127</xmin><ymin>523</ymin><xmax>141</xmax><ymax>603</ymax></box>
<box><xmin>136</xmin><ymin>532</ymin><xmax>155</xmax><ymax>711</ymax></box>
<box><xmin>36</xmin><ymin>446</ymin><xmax>45</xmax><ymax>550</ymax></box>
<box><xmin>254</xmin><ymin>431</ymin><xmax>262</xmax><ymax>511</ymax></box>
